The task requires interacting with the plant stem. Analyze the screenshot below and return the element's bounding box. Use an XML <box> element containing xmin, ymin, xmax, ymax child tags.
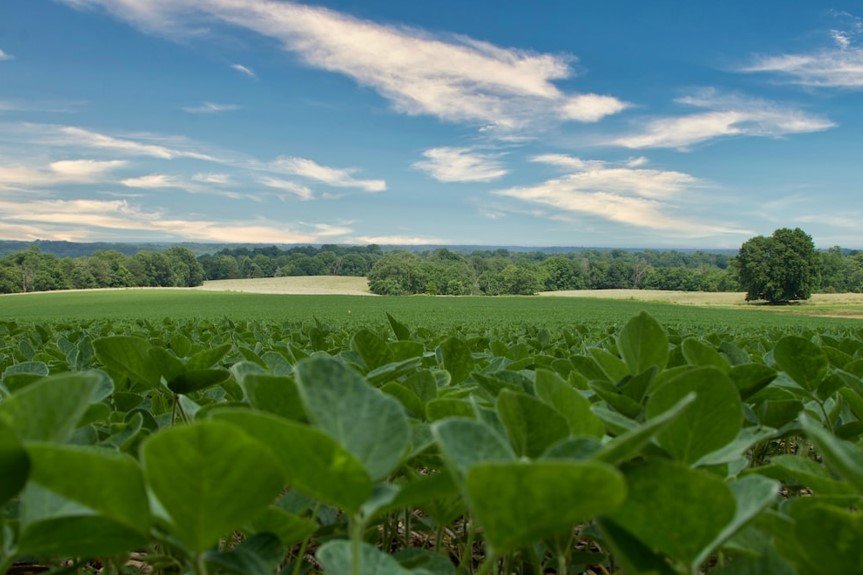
<box><xmin>195</xmin><ymin>554</ymin><xmax>210</xmax><ymax>575</ymax></box>
<box><xmin>475</xmin><ymin>553</ymin><xmax>498</xmax><ymax>575</ymax></box>
<box><xmin>350</xmin><ymin>516</ymin><xmax>365</xmax><ymax>575</ymax></box>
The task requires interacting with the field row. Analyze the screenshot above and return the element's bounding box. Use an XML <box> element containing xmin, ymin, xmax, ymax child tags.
<box><xmin>1</xmin><ymin>311</ymin><xmax>862</xmax><ymax>574</ymax></box>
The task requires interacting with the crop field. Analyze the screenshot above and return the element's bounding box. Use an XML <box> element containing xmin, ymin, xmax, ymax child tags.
<box><xmin>197</xmin><ymin>276</ymin><xmax>374</xmax><ymax>296</ymax></box>
<box><xmin>1</xmin><ymin>288</ymin><xmax>860</xmax><ymax>331</ymax></box>
<box><xmin>1</xmin><ymin>299</ymin><xmax>863</xmax><ymax>575</ymax></box>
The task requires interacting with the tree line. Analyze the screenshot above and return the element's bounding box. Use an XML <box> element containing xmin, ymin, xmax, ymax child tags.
<box><xmin>2</xmin><ymin>234</ymin><xmax>861</xmax><ymax>296</ymax></box>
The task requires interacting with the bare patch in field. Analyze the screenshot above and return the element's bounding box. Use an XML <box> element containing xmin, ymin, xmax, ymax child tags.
<box><xmin>197</xmin><ymin>276</ymin><xmax>374</xmax><ymax>295</ymax></box>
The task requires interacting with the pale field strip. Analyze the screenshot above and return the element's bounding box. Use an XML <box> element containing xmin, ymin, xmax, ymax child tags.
<box><xmin>196</xmin><ymin>275</ymin><xmax>375</xmax><ymax>296</ymax></box>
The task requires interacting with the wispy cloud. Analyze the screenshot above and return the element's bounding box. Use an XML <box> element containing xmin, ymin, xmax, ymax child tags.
<box><xmin>741</xmin><ymin>28</ymin><xmax>863</xmax><ymax>88</ymax></box>
<box><xmin>0</xmin><ymin>197</ymin><xmax>352</xmax><ymax>243</ymax></box>
<box><xmin>350</xmin><ymin>235</ymin><xmax>446</xmax><ymax>245</ymax></box>
<box><xmin>612</xmin><ymin>90</ymin><xmax>834</xmax><ymax>150</ymax></box>
<box><xmin>413</xmin><ymin>147</ymin><xmax>508</xmax><ymax>183</ymax></box>
<box><xmin>17</xmin><ymin>124</ymin><xmax>220</xmax><ymax>160</ymax></box>
<box><xmin>230</xmin><ymin>63</ymin><xmax>256</xmax><ymax>78</ymax></box>
<box><xmin>270</xmin><ymin>157</ymin><xmax>386</xmax><ymax>192</ymax></box>
<box><xmin>59</xmin><ymin>0</ymin><xmax>627</xmax><ymax>132</ymax></box>
<box><xmin>258</xmin><ymin>177</ymin><xmax>314</xmax><ymax>201</ymax></box>
<box><xmin>182</xmin><ymin>101</ymin><xmax>242</xmax><ymax>114</ymax></box>
<box><xmin>0</xmin><ymin>159</ymin><xmax>127</xmax><ymax>190</ymax></box>
<box><xmin>0</xmin><ymin>49</ymin><xmax>13</xmax><ymax>62</ymax></box>
<box><xmin>495</xmin><ymin>154</ymin><xmax>748</xmax><ymax>236</ymax></box>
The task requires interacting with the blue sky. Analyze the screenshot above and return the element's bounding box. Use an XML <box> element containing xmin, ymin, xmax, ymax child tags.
<box><xmin>0</xmin><ymin>0</ymin><xmax>861</xmax><ymax>248</ymax></box>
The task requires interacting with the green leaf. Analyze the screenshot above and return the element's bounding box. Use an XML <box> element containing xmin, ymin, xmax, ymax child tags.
<box><xmin>249</xmin><ymin>506</ymin><xmax>317</xmax><ymax>546</ymax></box>
<box><xmin>694</xmin><ymin>474</ymin><xmax>780</xmax><ymax>566</ymax></box>
<box><xmin>799</xmin><ymin>414</ymin><xmax>863</xmax><ymax>493</ymax></box>
<box><xmin>387</xmin><ymin>313</ymin><xmax>412</xmax><ymax>341</ymax></box>
<box><xmin>295</xmin><ymin>357</ymin><xmax>410</xmax><ymax>480</ymax></box>
<box><xmin>25</xmin><ymin>443</ymin><xmax>150</xmax><ymax>534</ymax></box>
<box><xmin>534</xmin><ymin>369</ymin><xmax>604</xmax><ymax>438</ymax></box>
<box><xmin>466</xmin><ymin>460</ymin><xmax>626</xmax><ymax>553</ymax></box>
<box><xmin>758</xmin><ymin>454</ymin><xmax>856</xmax><ymax>495</ymax></box>
<box><xmin>594</xmin><ymin>393</ymin><xmax>696</xmax><ymax>465</ymax></box>
<box><xmin>496</xmin><ymin>389</ymin><xmax>570</xmax><ymax>458</ymax></box>
<box><xmin>352</xmin><ymin>328</ymin><xmax>393</xmax><ymax>370</ymax></box>
<box><xmin>317</xmin><ymin>540</ymin><xmax>414</xmax><ymax>575</ymax></box>
<box><xmin>606</xmin><ymin>459</ymin><xmax>736</xmax><ymax>567</ymax></box>
<box><xmin>589</xmin><ymin>348</ymin><xmax>629</xmax><ymax>383</ymax></box>
<box><xmin>789</xmin><ymin>499</ymin><xmax>863</xmax><ymax>573</ymax></box>
<box><xmin>597</xmin><ymin>518</ymin><xmax>677</xmax><ymax>575</ymax></box>
<box><xmin>646</xmin><ymin>367</ymin><xmax>742</xmax><ymax>464</ymax></box>
<box><xmin>141</xmin><ymin>420</ymin><xmax>284</xmax><ymax>552</ymax></box>
<box><xmin>437</xmin><ymin>337</ymin><xmax>474</xmax><ymax>385</ymax></box>
<box><xmin>432</xmin><ymin>418</ymin><xmax>515</xmax><ymax>479</ymax></box>
<box><xmin>0</xmin><ymin>372</ymin><xmax>100</xmax><ymax>442</ymax></box>
<box><xmin>210</xmin><ymin>409</ymin><xmax>372</xmax><ymax>513</ymax></box>
<box><xmin>167</xmin><ymin>368</ymin><xmax>230</xmax><ymax>395</ymax></box>
<box><xmin>682</xmin><ymin>338</ymin><xmax>729</xmax><ymax>372</ymax></box>
<box><xmin>242</xmin><ymin>374</ymin><xmax>305</xmax><ymax>421</ymax></box>
<box><xmin>773</xmin><ymin>336</ymin><xmax>829</xmax><ymax>392</ymax></box>
<box><xmin>617</xmin><ymin>312</ymin><xmax>669</xmax><ymax>375</ymax></box>
<box><xmin>204</xmin><ymin>533</ymin><xmax>285</xmax><ymax>575</ymax></box>
<box><xmin>0</xmin><ymin>420</ymin><xmax>29</xmax><ymax>505</ymax></box>
<box><xmin>729</xmin><ymin>364</ymin><xmax>777</xmax><ymax>400</ymax></box>
<box><xmin>93</xmin><ymin>336</ymin><xmax>160</xmax><ymax>388</ymax></box>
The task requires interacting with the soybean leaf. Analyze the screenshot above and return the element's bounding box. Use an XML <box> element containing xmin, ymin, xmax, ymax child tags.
<box><xmin>789</xmin><ymin>499</ymin><xmax>863</xmax><ymax>573</ymax></box>
<box><xmin>295</xmin><ymin>356</ymin><xmax>410</xmax><ymax>480</ymax></box>
<box><xmin>93</xmin><ymin>336</ymin><xmax>160</xmax><ymax>389</ymax></box>
<box><xmin>606</xmin><ymin>459</ymin><xmax>736</xmax><ymax>567</ymax></box>
<box><xmin>799</xmin><ymin>414</ymin><xmax>863</xmax><ymax>493</ymax></box>
<box><xmin>141</xmin><ymin>420</ymin><xmax>284</xmax><ymax>552</ymax></box>
<box><xmin>432</xmin><ymin>418</ymin><xmax>515</xmax><ymax>479</ymax></box>
<box><xmin>0</xmin><ymin>372</ymin><xmax>100</xmax><ymax>442</ymax></box>
<box><xmin>0</xmin><ymin>421</ymin><xmax>30</xmax><ymax>505</ymax></box>
<box><xmin>466</xmin><ymin>460</ymin><xmax>626</xmax><ymax>553</ymax></box>
<box><xmin>534</xmin><ymin>369</ymin><xmax>604</xmax><ymax>438</ymax></box>
<box><xmin>617</xmin><ymin>312</ymin><xmax>669</xmax><ymax>375</ymax></box>
<box><xmin>496</xmin><ymin>389</ymin><xmax>570</xmax><ymax>458</ymax></box>
<box><xmin>436</xmin><ymin>337</ymin><xmax>474</xmax><ymax>385</ymax></box>
<box><xmin>317</xmin><ymin>540</ymin><xmax>414</xmax><ymax>575</ymax></box>
<box><xmin>646</xmin><ymin>367</ymin><xmax>742</xmax><ymax>464</ymax></box>
<box><xmin>204</xmin><ymin>533</ymin><xmax>284</xmax><ymax>575</ymax></box>
<box><xmin>210</xmin><ymin>409</ymin><xmax>372</xmax><ymax>513</ymax></box>
<box><xmin>774</xmin><ymin>336</ymin><xmax>829</xmax><ymax>392</ymax></box>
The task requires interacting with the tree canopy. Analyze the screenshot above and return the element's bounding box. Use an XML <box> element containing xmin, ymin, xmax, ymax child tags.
<box><xmin>737</xmin><ymin>228</ymin><xmax>818</xmax><ymax>304</ymax></box>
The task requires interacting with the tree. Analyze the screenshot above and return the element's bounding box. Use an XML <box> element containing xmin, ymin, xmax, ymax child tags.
<box><xmin>737</xmin><ymin>228</ymin><xmax>817</xmax><ymax>304</ymax></box>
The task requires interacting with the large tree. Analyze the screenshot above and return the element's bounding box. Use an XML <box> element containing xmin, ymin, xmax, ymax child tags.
<box><xmin>737</xmin><ymin>228</ymin><xmax>817</xmax><ymax>304</ymax></box>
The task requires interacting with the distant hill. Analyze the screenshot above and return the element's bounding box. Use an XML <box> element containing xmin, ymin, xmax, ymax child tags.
<box><xmin>0</xmin><ymin>240</ymin><xmax>740</xmax><ymax>258</ymax></box>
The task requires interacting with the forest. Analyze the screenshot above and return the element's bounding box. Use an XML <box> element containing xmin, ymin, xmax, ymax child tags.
<box><xmin>1</xmin><ymin>243</ymin><xmax>861</xmax><ymax>296</ymax></box>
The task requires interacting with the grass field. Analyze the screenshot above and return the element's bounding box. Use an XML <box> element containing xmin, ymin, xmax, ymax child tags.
<box><xmin>541</xmin><ymin>288</ymin><xmax>863</xmax><ymax>319</ymax></box>
<box><xmin>1</xmin><ymin>288</ymin><xmax>860</xmax><ymax>330</ymax></box>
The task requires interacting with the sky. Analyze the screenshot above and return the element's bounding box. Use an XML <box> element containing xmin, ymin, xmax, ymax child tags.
<box><xmin>0</xmin><ymin>1</ymin><xmax>861</xmax><ymax>248</ymax></box>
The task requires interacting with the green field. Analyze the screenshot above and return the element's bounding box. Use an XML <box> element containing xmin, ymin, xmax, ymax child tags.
<box><xmin>1</xmin><ymin>289</ymin><xmax>860</xmax><ymax>330</ymax></box>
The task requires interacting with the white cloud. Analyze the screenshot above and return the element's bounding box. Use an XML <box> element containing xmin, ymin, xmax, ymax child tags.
<box><xmin>27</xmin><ymin>125</ymin><xmax>219</xmax><ymax>160</ymax></box>
<box><xmin>0</xmin><ymin>197</ymin><xmax>352</xmax><ymax>243</ymax></box>
<box><xmin>413</xmin><ymin>147</ymin><xmax>508</xmax><ymax>183</ymax></box>
<box><xmin>493</xmin><ymin>156</ymin><xmax>748</xmax><ymax>236</ymax></box>
<box><xmin>230</xmin><ymin>63</ymin><xmax>256</xmax><ymax>78</ymax></box>
<box><xmin>258</xmin><ymin>177</ymin><xmax>314</xmax><ymax>200</ymax></box>
<box><xmin>192</xmin><ymin>172</ymin><xmax>232</xmax><ymax>185</ymax></box>
<box><xmin>351</xmin><ymin>235</ymin><xmax>446</xmax><ymax>245</ymax></box>
<box><xmin>0</xmin><ymin>49</ymin><xmax>13</xmax><ymax>62</ymax></box>
<box><xmin>612</xmin><ymin>90</ymin><xmax>834</xmax><ymax>149</ymax></box>
<box><xmin>742</xmin><ymin>21</ymin><xmax>863</xmax><ymax>88</ymax></box>
<box><xmin>182</xmin><ymin>102</ymin><xmax>242</xmax><ymax>114</ymax></box>
<box><xmin>0</xmin><ymin>159</ymin><xmax>127</xmax><ymax>189</ymax></box>
<box><xmin>743</xmin><ymin>47</ymin><xmax>863</xmax><ymax>88</ymax></box>
<box><xmin>59</xmin><ymin>0</ymin><xmax>627</xmax><ymax>131</ymax></box>
<box><xmin>271</xmin><ymin>156</ymin><xmax>386</xmax><ymax>192</ymax></box>
<box><xmin>560</xmin><ymin>94</ymin><xmax>629</xmax><ymax>122</ymax></box>
<box><xmin>121</xmin><ymin>174</ymin><xmax>187</xmax><ymax>188</ymax></box>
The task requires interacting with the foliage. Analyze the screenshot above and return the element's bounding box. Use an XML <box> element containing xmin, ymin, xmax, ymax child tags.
<box><xmin>1</xmin><ymin>311</ymin><xmax>863</xmax><ymax>574</ymax></box>
<box><xmin>738</xmin><ymin>228</ymin><xmax>819</xmax><ymax>304</ymax></box>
